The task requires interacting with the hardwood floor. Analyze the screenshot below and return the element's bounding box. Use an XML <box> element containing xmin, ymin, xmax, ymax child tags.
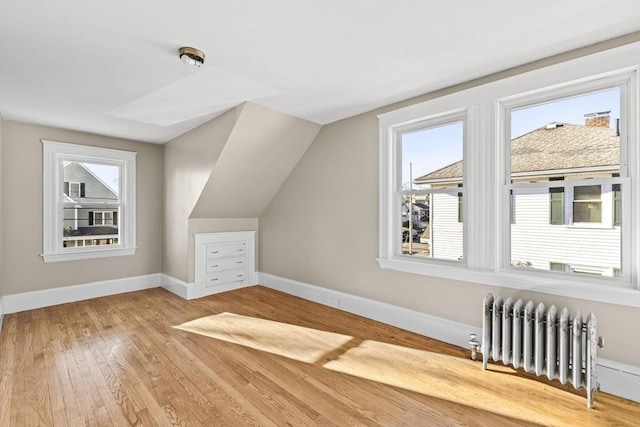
<box><xmin>0</xmin><ymin>286</ymin><xmax>638</xmax><ymax>426</ymax></box>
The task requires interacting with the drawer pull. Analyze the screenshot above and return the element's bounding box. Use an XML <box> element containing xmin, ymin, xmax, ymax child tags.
<box><xmin>211</xmin><ymin>251</ymin><xmax>219</xmax><ymax>254</ymax></box>
<box><xmin>236</xmin><ymin>274</ymin><xmax>243</xmax><ymax>278</ymax></box>
<box><xmin>211</xmin><ymin>264</ymin><xmax>219</xmax><ymax>267</ymax></box>
<box><xmin>236</xmin><ymin>261</ymin><xmax>243</xmax><ymax>264</ymax></box>
<box><xmin>210</xmin><ymin>278</ymin><xmax>218</xmax><ymax>282</ymax></box>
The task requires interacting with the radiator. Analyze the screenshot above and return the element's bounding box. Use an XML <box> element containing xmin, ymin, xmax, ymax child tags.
<box><xmin>480</xmin><ymin>293</ymin><xmax>598</xmax><ymax>408</ymax></box>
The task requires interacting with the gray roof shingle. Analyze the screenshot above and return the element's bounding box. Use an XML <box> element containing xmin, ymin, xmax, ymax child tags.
<box><xmin>415</xmin><ymin>123</ymin><xmax>619</xmax><ymax>183</ymax></box>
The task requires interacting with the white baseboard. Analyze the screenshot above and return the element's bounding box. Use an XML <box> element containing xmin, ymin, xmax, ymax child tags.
<box><xmin>160</xmin><ymin>274</ymin><xmax>196</xmax><ymax>300</ymax></box>
<box><xmin>1</xmin><ymin>271</ymin><xmax>636</xmax><ymax>402</ymax></box>
<box><xmin>597</xmin><ymin>358</ymin><xmax>640</xmax><ymax>403</ymax></box>
<box><xmin>258</xmin><ymin>272</ymin><xmax>479</xmax><ymax>349</ymax></box>
<box><xmin>159</xmin><ymin>274</ymin><xmax>254</xmax><ymax>299</ymax></box>
<box><xmin>258</xmin><ymin>272</ymin><xmax>640</xmax><ymax>403</ymax></box>
<box><xmin>2</xmin><ymin>273</ymin><xmax>161</xmax><ymax>314</ymax></box>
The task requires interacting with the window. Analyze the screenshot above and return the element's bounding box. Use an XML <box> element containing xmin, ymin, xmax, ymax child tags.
<box><xmin>91</xmin><ymin>211</ymin><xmax>117</xmax><ymax>226</ymax></box>
<box><xmin>379</xmin><ymin>46</ymin><xmax>638</xmax><ymax>304</ymax></box>
<box><xmin>386</xmin><ymin>115</ymin><xmax>465</xmax><ymax>262</ymax></box>
<box><xmin>613</xmin><ymin>183</ymin><xmax>622</xmax><ymax>227</ymax></box>
<box><xmin>550</xmin><ymin>262</ymin><xmax>569</xmax><ymax>272</ymax></box>
<box><xmin>506</xmin><ymin>87</ymin><xmax>625</xmax><ymax>278</ymax></box>
<box><xmin>573</xmin><ymin>185</ymin><xmax>602</xmax><ymax>223</ymax></box>
<box><xmin>65</xmin><ymin>182</ymin><xmax>84</xmax><ymax>198</ymax></box>
<box><xmin>457</xmin><ymin>184</ymin><xmax>463</xmax><ymax>223</ymax></box>
<box><xmin>43</xmin><ymin>141</ymin><xmax>136</xmax><ymax>262</ymax></box>
<box><xmin>549</xmin><ymin>187</ymin><xmax>565</xmax><ymax>225</ymax></box>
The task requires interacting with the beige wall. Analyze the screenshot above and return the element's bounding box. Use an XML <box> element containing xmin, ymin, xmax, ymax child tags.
<box><xmin>163</xmin><ymin>103</ymin><xmax>320</xmax><ymax>283</ymax></box>
<box><xmin>259</xmin><ymin>35</ymin><xmax>640</xmax><ymax>367</ymax></box>
<box><xmin>1</xmin><ymin>120</ymin><xmax>163</xmax><ymax>294</ymax></box>
<box><xmin>190</xmin><ymin>102</ymin><xmax>321</xmax><ymax>218</ymax></box>
<box><xmin>163</xmin><ymin>108</ymin><xmax>239</xmax><ymax>282</ymax></box>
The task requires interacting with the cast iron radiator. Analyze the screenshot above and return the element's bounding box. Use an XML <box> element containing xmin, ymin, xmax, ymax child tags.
<box><xmin>480</xmin><ymin>293</ymin><xmax>598</xmax><ymax>408</ymax></box>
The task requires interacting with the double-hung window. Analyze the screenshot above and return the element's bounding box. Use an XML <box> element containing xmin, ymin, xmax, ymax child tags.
<box><xmin>380</xmin><ymin>110</ymin><xmax>466</xmax><ymax>266</ymax></box>
<box><xmin>379</xmin><ymin>44</ymin><xmax>638</xmax><ymax>305</ymax></box>
<box><xmin>42</xmin><ymin>141</ymin><xmax>136</xmax><ymax>262</ymax></box>
<box><xmin>504</xmin><ymin>83</ymin><xmax>629</xmax><ymax>280</ymax></box>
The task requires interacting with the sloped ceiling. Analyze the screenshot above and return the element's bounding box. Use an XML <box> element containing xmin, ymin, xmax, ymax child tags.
<box><xmin>0</xmin><ymin>1</ymin><xmax>639</xmax><ymax>143</ymax></box>
<box><xmin>190</xmin><ymin>102</ymin><xmax>321</xmax><ymax>218</ymax></box>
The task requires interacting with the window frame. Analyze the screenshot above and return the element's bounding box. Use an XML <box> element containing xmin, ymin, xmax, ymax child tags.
<box><xmin>501</xmin><ymin>76</ymin><xmax>633</xmax><ymax>282</ymax></box>
<box><xmin>42</xmin><ymin>140</ymin><xmax>137</xmax><ymax>262</ymax></box>
<box><xmin>380</xmin><ymin>109</ymin><xmax>468</xmax><ymax>268</ymax></box>
<box><xmin>378</xmin><ymin>43</ymin><xmax>639</xmax><ymax>307</ymax></box>
<box><xmin>398</xmin><ymin>114</ymin><xmax>467</xmax><ymax>263</ymax></box>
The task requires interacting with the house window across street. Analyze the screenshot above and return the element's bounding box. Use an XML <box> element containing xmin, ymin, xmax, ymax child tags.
<box><xmin>91</xmin><ymin>211</ymin><xmax>117</xmax><ymax>226</ymax></box>
<box><xmin>573</xmin><ymin>185</ymin><xmax>602</xmax><ymax>223</ymax></box>
<box><xmin>379</xmin><ymin>46</ymin><xmax>638</xmax><ymax>304</ymax></box>
<box><xmin>42</xmin><ymin>141</ymin><xmax>136</xmax><ymax>262</ymax></box>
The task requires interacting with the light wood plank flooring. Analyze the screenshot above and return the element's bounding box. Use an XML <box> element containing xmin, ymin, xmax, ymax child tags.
<box><xmin>0</xmin><ymin>286</ymin><xmax>638</xmax><ymax>426</ymax></box>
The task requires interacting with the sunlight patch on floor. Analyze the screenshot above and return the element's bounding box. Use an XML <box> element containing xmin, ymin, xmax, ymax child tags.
<box><xmin>175</xmin><ymin>313</ymin><xmax>600</xmax><ymax>426</ymax></box>
<box><xmin>323</xmin><ymin>340</ymin><xmax>589</xmax><ymax>427</ymax></box>
<box><xmin>174</xmin><ymin>312</ymin><xmax>353</xmax><ymax>364</ymax></box>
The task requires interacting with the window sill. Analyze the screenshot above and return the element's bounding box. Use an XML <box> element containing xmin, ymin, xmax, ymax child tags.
<box><xmin>42</xmin><ymin>247</ymin><xmax>136</xmax><ymax>263</ymax></box>
<box><xmin>563</xmin><ymin>223</ymin><xmax>617</xmax><ymax>230</ymax></box>
<box><xmin>378</xmin><ymin>258</ymin><xmax>639</xmax><ymax>307</ymax></box>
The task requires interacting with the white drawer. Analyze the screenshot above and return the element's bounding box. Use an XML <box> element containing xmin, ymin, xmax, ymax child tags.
<box><xmin>205</xmin><ymin>268</ymin><xmax>246</xmax><ymax>288</ymax></box>
<box><xmin>206</xmin><ymin>243</ymin><xmax>246</xmax><ymax>259</ymax></box>
<box><xmin>206</xmin><ymin>256</ymin><xmax>246</xmax><ymax>273</ymax></box>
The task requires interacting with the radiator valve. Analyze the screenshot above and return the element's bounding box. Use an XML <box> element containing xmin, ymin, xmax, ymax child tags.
<box><xmin>469</xmin><ymin>333</ymin><xmax>480</xmax><ymax>361</ymax></box>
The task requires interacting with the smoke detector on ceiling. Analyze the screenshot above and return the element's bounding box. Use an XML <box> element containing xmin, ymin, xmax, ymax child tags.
<box><xmin>179</xmin><ymin>47</ymin><xmax>205</xmax><ymax>68</ymax></box>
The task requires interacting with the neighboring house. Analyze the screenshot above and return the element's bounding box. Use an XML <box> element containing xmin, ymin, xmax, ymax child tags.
<box><xmin>414</xmin><ymin>112</ymin><xmax>621</xmax><ymax>276</ymax></box>
<box><xmin>63</xmin><ymin>162</ymin><xmax>119</xmax><ymax>248</ymax></box>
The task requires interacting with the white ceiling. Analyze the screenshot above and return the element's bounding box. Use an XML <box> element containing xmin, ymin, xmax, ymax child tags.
<box><xmin>0</xmin><ymin>1</ymin><xmax>639</xmax><ymax>144</ymax></box>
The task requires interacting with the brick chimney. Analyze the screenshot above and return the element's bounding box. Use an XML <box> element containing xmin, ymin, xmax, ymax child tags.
<box><xmin>584</xmin><ymin>111</ymin><xmax>610</xmax><ymax>128</ymax></box>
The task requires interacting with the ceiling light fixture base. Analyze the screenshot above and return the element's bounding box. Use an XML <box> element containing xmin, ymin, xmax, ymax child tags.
<box><xmin>179</xmin><ymin>47</ymin><xmax>205</xmax><ymax>68</ymax></box>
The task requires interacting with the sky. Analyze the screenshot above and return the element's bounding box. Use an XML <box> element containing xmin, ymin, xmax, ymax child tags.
<box><xmin>401</xmin><ymin>88</ymin><xmax>620</xmax><ymax>186</ymax></box>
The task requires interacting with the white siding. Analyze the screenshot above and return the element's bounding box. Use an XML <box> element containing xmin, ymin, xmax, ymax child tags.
<box><xmin>511</xmin><ymin>188</ymin><xmax>620</xmax><ymax>272</ymax></box>
<box><xmin>431</xmin><ymin>193</ymin><xmax>463</xmax><ymax>260</ymax></box>
<box><xmin>429</xmin><ymin>188</ymin><xmax>621</xmax><ymax>271</ymax></box>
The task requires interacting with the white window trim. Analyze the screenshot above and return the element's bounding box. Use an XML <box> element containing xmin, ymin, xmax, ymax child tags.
<box><xmin>394</xmin><ymin>112</ymin><xmax>468</xmax><ymax>264</ymax></box>
<box><xmin>378</xmin><ymin>42</ymin><xmax>639</xmax><ymax>307</ymax></box>
<box><xmin>42</xmin><ymin>140</ymin><xmax>137</xmax><ymax>262</ymax></box>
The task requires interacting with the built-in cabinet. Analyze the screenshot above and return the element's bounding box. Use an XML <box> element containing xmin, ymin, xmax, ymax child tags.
<box><xmin>194</xmin><ymin>231</ymin><xmax>256</xmax><ymax>298</ymax></box>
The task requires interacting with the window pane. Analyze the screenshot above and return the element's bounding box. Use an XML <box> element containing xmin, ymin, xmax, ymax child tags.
<box><xmin>550</xmin><ymin>262</ymin><xmax>567</xmax><ymax>272</ymax></box>
<box><xmin>509</xmin><ymin>88</ymin><xmax>622</xmax><ymax>277</ymax></box>
<box><xmin>510</xmin><ymin>89</ymin><xmax>620</xmax><ymax>183</ymax></box>
<box><xmin>574</xmin><ymin>185</ymin><xmax>601</xmax><ymax>201</ymax></box>
<box><xmin>401</xmin><ymin>121</ymin><xmax>464</xmax><ymax>261</ymax></box>
<box><xmin>400</xmin><ymin>194</ymin><xmax>429</xmax><ymax>257</ymax></box>
<box><xmin>63</xmin><ymin>161</ymin><xmax>120</xmax><ymax>248</ymax></box>
<box><xmin>549</xmin><ymin>187</ymin><xmax>564</xmax><ymax>225</ymax></box>
<box><xmin>511</xmin><ymin>187</ymin><xmax>620</xmax><ymax>276</ymax></box>
<box><xmin>403</xmin><ymin>122</ymin><xmax>464</xmax><ymax>190</ymax></box>
<box><xmin>572</xmin><ymin>202</ymin><xmax>602</xmax><ymax>223</ymax></box>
